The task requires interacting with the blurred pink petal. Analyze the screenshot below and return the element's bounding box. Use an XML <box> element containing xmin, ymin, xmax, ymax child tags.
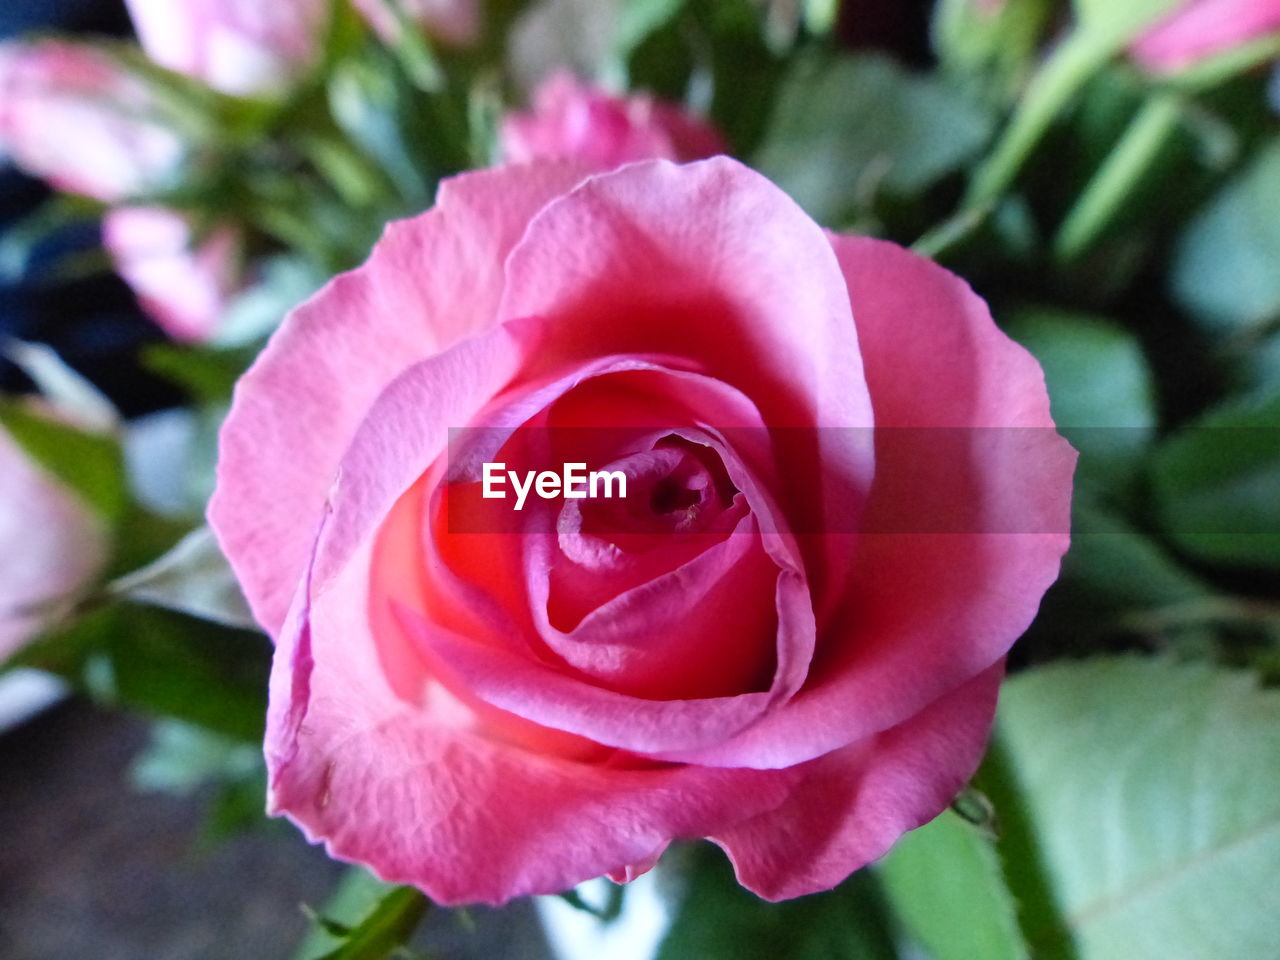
<box><xmin>209</xmin><ymin>162</ymin><xmax>589</xmax><ymax>634</ymax></box>
<box><xmin>0</xmin><ymin>40</ymin><xmax>182</xmax><ymax>201</ymax></box>
<box><xmin>0</xmin><ymin>421</ymin><xmax>108</xmax><ymax>661</ymax></box>
<box><xmin>500</xmin><ymin>71</ymin><xmax>726</xmax><ymax>169</ymax></box>
<box><xmin>1132</xmin><ymin>0</ymin><xmax>1280</xmax><ymax>73</ymax></box>
<box><xmin>124</xmin><ymin>0</ymin><xmax>330</xmax><ymax>95</ymax></box>
<box><xmin>103</xmin><ymin>207</ymin><xmax>242</xmax><ymax>343</ymax></box>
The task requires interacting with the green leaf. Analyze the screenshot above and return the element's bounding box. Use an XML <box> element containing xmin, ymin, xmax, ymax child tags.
<box><xmin>1150</xmin><ymin>391</ymin><xmax>1280</xmax><ymax>570</ymax></box>
<box><xmin>656</xmin><ymin>843</ymin><xmax>897</xmax><ymax>960</ymax></box>
<box><xmin>369</xmin><ymin>0</ymin><xmax>445</xmax><ymax>91</ymax></box>
<box><xmin>3</xmin><ymin>340</ymin><xmax>118</xmax><ymax>432</ymax></box>
<box><xmin>617</xmin><ymin>0</ymin><xmax>687</xmax><ymax>60</ymax></box>
<box><xmin>123</xmin><ymin>409</ymin><xmax>215</xmax><ymax>519</ymax></box>
<box><xmin>991</xmin><ymin>658</ymin><xmax>1280</xmax><ymax>960</ymax></box>
<box><xmin>754</xmin><ymin>54</ymin><xmax>995</xmax><ymax>224</ymax></box>
<box><xmin>877</xmin><ymin>810</ymin><xmax>1029</xmax><ymax>960</ymax></box>
<box><xmin>1171</xmin><ymin>139</ymin><xmax>1280</xmax><ymax>336</ymax></box>
<box><xmin>0</xmin><ymin>195</ymin><xmax>103</xmax><ymax>284</ymax></box>
<box><xmin>143</xmin><ymin>342</ymin><xmax>259</xmax><ymax>406</ymax></box>
<box><xmin>932</xmin><ymin>0</ymin><xmax>1055</xmax><ymax>101</ymax></box>
<box><xmin>1234</xmin><ymin>330</ymin><xmax>1280</xmax><ymax>398</ymax></box>
<box><xmin>131</xmin><ymin>718</ymin><xmax>263</xmax><ymax>795</ymax></box>
<box><xmin>131</xmin><ymin>719</ymin><xmax>269</xmax><ymax>840</ymax></box>
<box><xmin>327</xmin><ymin>54</ymin><xmax>440</xmax><ymax>208</ymax></box>
<box><xmin>1006</xmin><ymin>307</ymin><xmax>1156</xmax><ymax>497</ymax></box>
<box><xmin>693</xmin><ymin>0</ymin><xmax>786</xmax><ymax>157</ymax></box>
<box><xmin>0</xmin><ymin>400</ymin><xmax>127</xmax><ymax>522</ymax></box>
<box><xmin>1063</xmin><ymin>499</ymin><xmax>1211</xmax><ymax>613</ymax></box>
<box><xmin>110</xmin><ymin>526</ymin><xmax>257</xmax><ymax>630</ymax></box>
<box><xmin>13</xmin><ymin>601</ymin><xmax>270</xmax><ymax>743</ymax></box>
<box><xmin>209</xmin><ymin>256</ymin><xmax>322</xmax><ymax>350</ymax></box>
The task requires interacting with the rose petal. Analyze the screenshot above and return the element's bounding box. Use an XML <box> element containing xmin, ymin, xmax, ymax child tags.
<box><xmin>655</xmin><ymin>237</ymin><xmax>1074</xmax><ymax>769</ymax></box>
<box><xmin>712</xmin><ymin>662</ymin><xmax>1003</xmax><ymax>901</ymax></box>
<box><xmin>498</xmin><ymin>157</ymin><xmax>876</xmax><ymax>602</ymax></box>
<box><xmin>0</xmin><ymin>426</ymin><xmax>108</xmax><ymax>659</ymax></box>
<box><xmin>208</xmin><ymin>163</ymin><xmax>588</xmax><ymax>634</ymax></box>
<box><xmin>267</xmin><ymin>535</ymin><xmax>802</xmax><ymax>905</ymax></box>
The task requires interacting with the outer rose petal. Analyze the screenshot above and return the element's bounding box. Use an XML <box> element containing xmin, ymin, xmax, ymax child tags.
<box><xmin>0</xmin><ymin>40</ymin><xmax>183</xmax><ymax>202</ymax></box>
<box><xmin>0</xmin><ymin>424</ymin><xmax>108</xmax><ymax>660</ymax></box>
<box><xmin>1131</xmin><ymin>0</ymin><xmax>1280</xmax><ymax>73</ymax></box>
<box><xmin>713</xmin><ymin>664</ymin><xmax>1004</xmax><ymax>901</ymax></box>
<box><xmin>124</xmin><ymin>0</ymin><xmax>330</xmax><ymax>96</ymax></box>
<box><xmin>209</xmin><ymin>163</ymin><xmax>588</xmax><ymax>634</ymax></box>
<box><xmin>103</xmin><ymin>207</ymin><xmax>241</xmax><ymax>343</ymax></box>
<box><xmin>266</xmin><ymin>535</ymin><xmax>803</xmax><ymax>905</ymax></box>
<box><xmin>658</xmin><ymin>236</ymin><xmax>1074</xmax><ymax>769</ymax></box>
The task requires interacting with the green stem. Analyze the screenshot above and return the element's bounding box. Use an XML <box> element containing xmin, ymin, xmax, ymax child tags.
<box><xmin>300</xmin><ymin>133</ymin><xmax>394</xmax><ymax>210</ymax></box>
<box><xmin>911</xmin><ymin>200</ymin><xmax>996</xmax><ymax>261</ymax></box>
<box><xmin>974</xmin><ymin>736</ymin><xmax>1082</xmax><ymax>960</ymax></box>
<box><xmin>1118</xmin><ymin>597</ymin><xmax>1280</xmax><ymax>636</ymax></box>
<box><xmin>964</xmin><ymin>31</ymin><xmax>1114</xmax><ymax>210</ymax></box>
<box><xmin>1054</xmin><ymin>92</ymin><xmax>1183</xmax><ymax>262</ymax></box>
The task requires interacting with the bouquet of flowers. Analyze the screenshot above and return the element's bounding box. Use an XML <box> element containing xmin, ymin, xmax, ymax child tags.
<box><xmin>1</xmin><ymin>0</ymin><xmax>1278</xmax><ymax>957</ymax></box>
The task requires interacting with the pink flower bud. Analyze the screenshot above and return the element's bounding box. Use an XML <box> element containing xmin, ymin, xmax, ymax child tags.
<box><xmin>103</xmin><ymin>207</ymin><xmax>242</xmax><ymax>343</ymax></box>
<box><xmin>123</xmin><ymin>0</ymin><xmax>331</xmax><ymax>96</ymax></box>
<box><xmin>0</xmin><ymin>40</ymin><xmax>183</xmax><ymax>202</ymax></box>
<box><xmin>1131</xmin><ymin>0</ymin><xmax>1280</xmax><ymax>73</ymax></box>
<box><xmin>499</xmin><ymin>72</ymin><xmax>726</xmax><ymax>171</ymax></box>
<box><xmin>0</xmin><ymin>421</ymin><xmax>108</xmax><ymax>662</ymax></box>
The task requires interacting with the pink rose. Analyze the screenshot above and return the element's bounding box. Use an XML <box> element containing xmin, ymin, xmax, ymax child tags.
<box><xmin>0</xmin><ymin>420</ymin><xmax>108</xmax><ymax>661</ymax></box>
<box><xmin>353</xmin><ymin>0</ymin><xmax>481</xmax><ymax>49</ymax></box>
<box><xmin>209</xmin><ymin>158</ymin><xmax>1073</xmax><ymax>904</ymax></box>
<box><xmin>0</xmin><ymin>40</ymin><xmax>183</xmax><ymax>201</ymax></box>
<box><xmin>499</xmin><ymin>71</ymin><xmax>726</xmax><ymax>169</ymax></box>
<box><xmin>123</xmin><ymin>0</ymin><xmax>330</xmax><ymax>96</ymax></box>
<box><xmin>1130</xmin><ymin>0</ymin><xmax>1280</xmax><ymax>73</ymax></box>
<box><xmin>103</xmin><ymin>207</ymin><xmax>242</xmax><ymax>343</ymax></box>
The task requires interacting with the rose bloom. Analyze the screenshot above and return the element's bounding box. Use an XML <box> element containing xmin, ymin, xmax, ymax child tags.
<box><xmin>103</xmin><ymin>207</ymin><xmax>243</xmax><ymax>343</ymax></box>
<box><xmin>499</xmin><ymin>71</ymin><xmax>726</xmax><ymax>169</ymax></box>
<box><xmin>0</xmin><ymin>40</ymin><xmax>182</xmax><ymax>201</ymax></box>
<box><xmin>352</xmin><ymin>0</ymin><xmax>482</xmax><ymax>49</ymax></box>
<box><xmin>209</xmin><ymin>157</ymin><xmax>1074</xmax><ymax>903</ymax></box>
<box><xmin>1</xmin><ymin>420</ymin><xmax>108</xmax><ymax>661</ymax></box>
<box><xmin>123</xmin><ymin>0</ymin><xmax>331</xmax><ymax>96</ymax></box>
<box><xmin>1130</xmin><ymin>0</ymin><xmax>1280</xmax><ymax>73</ymax></box>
